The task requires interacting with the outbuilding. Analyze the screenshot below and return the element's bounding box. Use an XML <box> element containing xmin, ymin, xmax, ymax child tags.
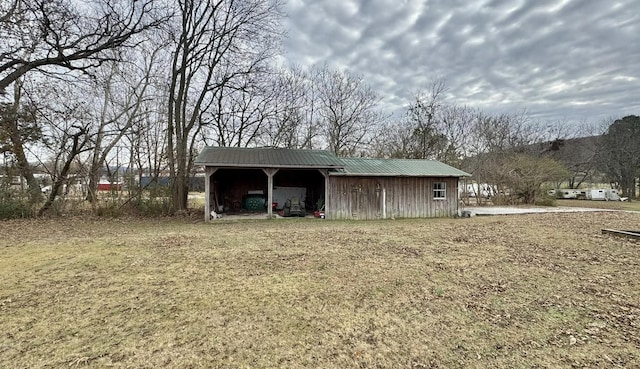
<box><xmin>195</xmin><ymin>147</ymin><xmax>470</xmax><ymax>221</ymax></box>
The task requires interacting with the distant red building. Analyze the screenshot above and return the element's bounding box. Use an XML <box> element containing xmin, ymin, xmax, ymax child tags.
<box><xmin>97</xmin><ymin>182</ymin><xmax>122</xmax><ymax>191</ymax></box>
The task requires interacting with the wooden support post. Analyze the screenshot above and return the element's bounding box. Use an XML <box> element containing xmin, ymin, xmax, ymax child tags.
<box><xmin>382</xmin><ymin>188</ymin><xmax>386</xmax><ymax>219</ymax></box>
<box><xmin>262</xmin><ymin>168</ymin><xmax>279</xmax><ymax>218</ymax></box>
<box><xmin>204</xmin><ymin>167</ymin><xmax>216</xmax><ymax>222</ymax></box>
<box><xmin>319</xmin><ymin>169</ymin><xmax>329</xmax><ymax>220</ymax></box>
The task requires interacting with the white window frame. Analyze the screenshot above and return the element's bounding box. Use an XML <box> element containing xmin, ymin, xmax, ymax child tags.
<box><xmin>433</xmin><ymin>182</ymin><xmax>446</xmax><ymax>200</ymax></box>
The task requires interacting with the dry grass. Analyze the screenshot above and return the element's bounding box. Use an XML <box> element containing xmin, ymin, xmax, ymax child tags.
<box><xmin>1</xmin><ymin>212</ymin><xmax>639</xmax><ymax>368</ymax></box>
<box><xmin>557</xmin><ymin>199</ymin><xmax>640</xmax><ymax>212</ymax></box>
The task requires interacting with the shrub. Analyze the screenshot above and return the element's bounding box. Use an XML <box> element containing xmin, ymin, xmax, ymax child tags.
<box><xmin>95</xmin><ymin>200</ymin><xmax>123</xmax><ymax>218</ymax></box>
<box><xmin>534</xmin><ymin>196</ymin><xmax>557</xmax><ymax>207</ymax></box>
<box><xmin>129</xmin><ymin>197</ymin><xmax>173</xmax><ymax>216</ymax></box>
<box><xmin>0</xmin><ymin>191</ymin><xmax>33</xmax><ymax>219</ymax></box>
<box><xmin>491</xmin><ymin>194</ymin><xmax>518</xmax><ymax>205</ymax></box>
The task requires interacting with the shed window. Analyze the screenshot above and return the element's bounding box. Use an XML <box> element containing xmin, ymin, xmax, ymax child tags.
<box><xmin>433</xmin><ymin>182</ymin><xmax>446</xmax><ymax>199</ymax></box>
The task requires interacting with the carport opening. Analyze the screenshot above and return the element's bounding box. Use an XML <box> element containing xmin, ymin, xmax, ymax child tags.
<box><xmin>211</xmin><ymin>169</ymin><xmax>266</xmax><ymax>213</ymax></box>
<box><xmin>274</xmin><ymin>169</ymin><xmax>325</xmax><ymax>212</ymax></box>
<box><xmin>210</xmin><ymin>168</ymin><xmax>325</xmax><ymax>215</ymax></box>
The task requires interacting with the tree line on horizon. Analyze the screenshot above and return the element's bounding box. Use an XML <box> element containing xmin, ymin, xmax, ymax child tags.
<box><xmin>0</xmin><ymin>0</ymin><xmax>637</xmax><ymax>217</ymax></box>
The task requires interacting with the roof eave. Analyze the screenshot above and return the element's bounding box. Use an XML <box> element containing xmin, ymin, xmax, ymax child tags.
<box><xmin>196</xmin><ymin>162</ymin><xmax>345</xmax><ymax>169</ymax></box>
<box><xmin>329</xmin><ymin>173</ymin><xmax>471</xmax><ymax>177</ymax></box>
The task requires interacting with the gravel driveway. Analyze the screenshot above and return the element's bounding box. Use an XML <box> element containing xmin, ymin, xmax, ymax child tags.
<box><xmin>464</xmin><ymin>206</ymin><xmax>616</xmax><ymax>216</ymax></box>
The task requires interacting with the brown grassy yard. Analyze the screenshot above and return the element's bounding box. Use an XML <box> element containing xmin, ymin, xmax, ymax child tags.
<box><xmin>557</xmin><ymin>199</ymin><xmax>640</xmax><ymax>212</ymax></box>
<box><xmin>1</xmin><ymin>212</ymin><xmax>639</xmax><ymax>368</ymax></box>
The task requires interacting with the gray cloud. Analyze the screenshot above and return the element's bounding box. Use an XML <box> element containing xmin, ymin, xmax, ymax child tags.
<box><xmin>282</xmin><ymin>0</ymin><xmax>640</xmax><ymax>124</ymax></box>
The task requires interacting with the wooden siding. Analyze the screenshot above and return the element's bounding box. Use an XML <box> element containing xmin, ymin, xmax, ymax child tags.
<box><xmin>326</xmin><ymin>176</ymin><xmax>459</xmax><ymax>220</ymax></box>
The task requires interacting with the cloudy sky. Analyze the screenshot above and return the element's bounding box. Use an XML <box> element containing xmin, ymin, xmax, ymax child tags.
<box><xmin>281</xmin><ymin>0</ymin><xmax>640</xmax><ymax>125</ymax></box>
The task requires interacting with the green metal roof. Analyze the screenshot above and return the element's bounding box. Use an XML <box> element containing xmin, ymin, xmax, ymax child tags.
<box><xmin>334</xmin><ymin>157</ymin><xmax>471</xmax><ymax>177</ymax></box>
<box><xmin>194</xmin><ymin>147</ymin><xmax>345</xmax><ymax>168</ymax></box>
<box><xmin>195</xmin><ymin>147</ymin><xmax>469</xmax><ymax>177</ymax></box>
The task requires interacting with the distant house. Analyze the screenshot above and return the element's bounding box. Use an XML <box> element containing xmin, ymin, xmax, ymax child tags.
<box><xmin>140</xmin><ymin>176</ymin><xmax>205</xmax><ymax>192</ymax></box>
<box><xmin>97</xmin><ymin>178</ymin><xmax>122</xmax><ymax>191</ymax></box>
<box><xmin>194</xmin><ymin>147</ymin><xmax>470</xmax><ymax>221</ymax></box>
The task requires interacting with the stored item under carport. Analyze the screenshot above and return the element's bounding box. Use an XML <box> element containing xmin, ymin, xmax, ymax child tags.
<box><xmin>243</xmin><ymin>194</ymin><xmax>266</xmax><ymax>211</ymax></box>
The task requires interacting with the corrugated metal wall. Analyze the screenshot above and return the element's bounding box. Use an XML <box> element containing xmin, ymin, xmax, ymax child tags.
<box><xmin>326</xmin><ymin>176</ymin><xmax>459</xmax><ymax>220</ymax></box>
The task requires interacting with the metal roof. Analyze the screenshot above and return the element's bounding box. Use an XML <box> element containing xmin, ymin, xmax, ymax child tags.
<box><xmin>194</xmin><ymin>147</ymin><xmax>345</xmax><ymax>168</ymax></box>
<box><xmin>195</xmin><ymin>147</ymin><xmax>470</xmax><ymax>177</ymax></box>
<box><xmin>334</xmin><ymin>157</ymin><xmax>471</xmax><ymax>177</ymax></box>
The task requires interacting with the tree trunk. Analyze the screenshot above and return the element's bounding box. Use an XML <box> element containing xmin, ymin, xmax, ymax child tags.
<box><xmin>86</xmin><ymin>147</ymin><xmax>103</xmax><ymax>204</ymax></box>
<box><xmin>622</xmin><ymin>176</ymin><xmax>636</xmax><ymax>199</ymax></box>
<box><xmin>5</xmin><ymin>82</ymin><xmax>42</xmax><ymax>205</ymax></box>
<box><xmin>38</xmin><ymin>129</ymin><xmax>87</xmax><ymax>216</ymax></box>
<box><xmin>87</xmin><ymin>173</ymin><xmax>98</xmax><ymax>203</ymax></box>
<box><xmin>6</xmin><ymin>118</ymin><xmax>42</xmax><ymax>204</ymax></box>
<box><xmin>171</xmin><ymin>141</ymin><xmax>189</xmax><ymax>211</ymax></box>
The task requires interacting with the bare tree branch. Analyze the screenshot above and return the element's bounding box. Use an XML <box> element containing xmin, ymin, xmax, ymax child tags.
<box><xmin>0</xmin><ymin>0</ymin><xmax>172</xmax><ymax>93</ymax></box>
<box><xmin>0</xmin><ymin>0</ymin><xmax>21</xmax><ymax>23</ymax></box>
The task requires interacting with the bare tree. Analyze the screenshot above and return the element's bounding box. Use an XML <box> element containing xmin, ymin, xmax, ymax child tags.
<box><xmin>597</xmin><ymin>115</ymin><xmax>640</xmax><ymax>198</ymax></box>
<box><xmin>38</xmin><ymin>123</ymin><xmax>91</xmax><ymax>216</ymax></box>
<box><xmin>85</xmin><ymin>45</ymin><xmax>163</xmax><ymax>204</ymax></box>
<box><xmin>461</xmin><ymin>110</ymin><xmax>543</xmax><ymax>201</ymax></box>
<box><xmin>373</xmin><ymin>81</ymin><xmax>478</xmax><ymax>166</ymax></box>
<box><xmin>123</xmin><ymin>88</ymin><xmax>169</xmax><ymax>202</ymax></box>
<box><xmin>371</xmin><ymin>118</ymin><xmax>416</xmax><ymax>159</ymax></box>
<box><xmin>254</xmin><ymin>67</ymin><xmax>306</xmax><ymax>148</ymax></box>
<box><xmin>33</xmin><ymin>92</ymin><xmax>95</xmax><ymax>215</ymax></box>
<box><xmin>0</xmin><ymin>0</ymin><xmax>171</xmax><ymax>94</ymax></box>
<box><xmin>0</xmin><ymin>0</ymin><xmax>20</xmax><ymax>23</ymax></box>
<box><xmin>202</xmin><ymin>72</ymin><xmax>279</xmax><ymax>147</ymax></box>
<box><xmin>0</xmin><ymin>0</ymin><xmax>170</xmax><ymax>209</ymax></box>
<box><xmin>255</xmin><ymin>66</ymin><xmax>325</xmax><ymax>149</ymax></box>
<box><xmin>0</xmin><ymin>80</ymin><xmax>42</xmax><ymax>204</ymax></box>
<box><xmin>167</xmin><ymin>0</ymin><xmax>283</xmax><ymax>211</ymax></box>
<box><xmin>437</xmin><ymin>104</ymin><xmax>479</xmax><ymax>165</ymax></box>
<box><xmin>499</xmin><ymin>154</ymin><xmax>569</xmax><ymax>204</ymax></box>
<box><xmin>314</xmin><ymin>66</ymin><xmax>386</xmax><ymax>156</ymax></box>
<box><xmin>538</xmin><ymin>135</ymin><xmax>600</xmax><ymax>189</ymax></box>
<box><xmin>469</xmin><ymin>110</ymin><xmax>536</xmax><ymax>154</ymax></box>
<box><xmin>404</xmin><ymin>80</ymin><xmax>449</xmax><ymax>159</ymax></box>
